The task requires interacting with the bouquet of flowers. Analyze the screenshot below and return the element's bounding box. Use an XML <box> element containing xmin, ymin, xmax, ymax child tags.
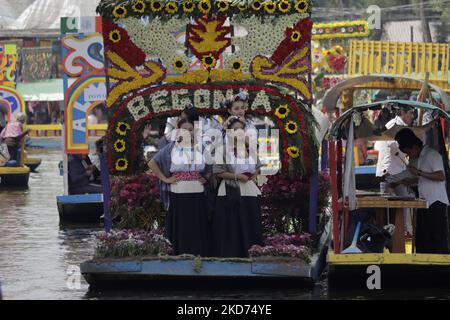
<box><xmin>95</xmin><ymin>229</ymin><xmax>172</xmax><ymax>258</ymax></box>
<box><xmin>248</xmin><ymin>232</ymin><xmax>312</xmax><ymax>262</ymax></box>
<box><xmin>110</xmin><ymin>173</ymin><xmax>165</xmax><ymax>230</ymax></box>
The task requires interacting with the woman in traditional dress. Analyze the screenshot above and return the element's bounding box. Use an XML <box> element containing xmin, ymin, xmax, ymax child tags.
<box><xmin>148</xmin><ymin>118</ymin><xmax>210</xmax><ymax>256</ymax></box>
<box><xmin>212</xmin><ymin>117</ymin><xmax>263</xmax><ymax>258</ymax></box>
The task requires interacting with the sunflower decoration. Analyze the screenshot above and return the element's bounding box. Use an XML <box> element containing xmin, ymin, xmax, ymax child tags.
<box><xmin>172</xmin><ymin>57</ymin><xmax>188</xmax><ymax>72</ymax></box>
<box><xmin>115</xmin><ymin>158</ymin><xmax>129</xmax><ymax>171</ymax></box>
<box><xmin>131</xmin><ymin>0</ymin><xmax>146</xmax><ymax>13</ymax></box>
<box><xmin>290</xmin><ymin>31</ymin><xmax>302</xmax><ymax>42</ymax></box>
<box><xmin>165</xmin><ymin>1</ymin><xmax>179</xmax><ymax>14</ymax></box>
<box><xmin>182</xmin><ymin>0</ymin><xmax>195</xmax><ymax>13</ymax></box>
<box><xmin>112</xmin><ymin>5</ymin><xmax>127</xmax><ymax>19</ymax></box>
<box><xmin>116</xmin><ymin>122</ymin><xmax>131</xmax><ymax>136</ymax></box>
<box><xmin>114</xmin><ymin>139</ymin><xmax>126</xmax><ymax>153</ymax></box>
<box><xmin>229</xmin><ymin>59</ymin><xmax>244</xmax><ymax>73</ymax></box>
<box><xmin>277</xmin><ymin>0</ymin><xmax>291</xmax><ymax>13</ymax></box>
<box><xmin>198</xmin><ymin>0</ymin><xmax>212</xmax><ymax>15</ymax></box>
<box><xmin>274</xmin><ymin>104</ymin><xmax>289</xmax><ymax>119</ymax></box>
<box><xmin>264</xmin><ymin>0</ymin><xmax>277</xmax><ymax>14</ymax></box>
<box><xmin>150</xmin><ymin>0</ymin><xmax>163</xmax><ymax>12</ymax></box>
<box><xmin>294</xmin><ymin>0</ymin><xmax>309</xmax><ymax>14</ymax></box>
<box><xmin>109</xmin><ymin>30</ymin><xmax>121</xmax><ymax>43</ymax></box>
<box><xmin>216</xmin><ymin>0</ymin><xmax>230</xmax><ymax>12</ymax></box>
<box><xmin>202</xmin><ymin>54</ymin><xmax>217</xmax><ymax>69</ymax></box>
<box><xmin>236</xmin><ymin>1</ymin><xmax>247</xmax><ymax>11</ymax></box>
<box><xmin>287</xmin><ymin>146</ymin><xmax>301</xmax><ymax>159</ymax></box>
<box><xmin>250</xmin><ymin>0</ymin><xmax>263</xmax><ymax>11</ymax></box>
<box><xmin>285</xmin><ymin>121</ymin><xmax>298</xmax><ymax>134</ymax></box>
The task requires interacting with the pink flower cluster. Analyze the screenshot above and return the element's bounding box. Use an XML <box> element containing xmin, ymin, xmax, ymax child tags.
<box><xmin>264</xmin><ymin>233</ymin><xmax>312</xmax><ymax>247</ymax></box>
<box><xmin>95</xmin><ymin>229</ymin><xmax>172</xmax><ymax>258</ymax></box>
<box><xmin>248</xmin><ymin>244</ymin><xmax>310</xmax><ymax>261</ymax></box>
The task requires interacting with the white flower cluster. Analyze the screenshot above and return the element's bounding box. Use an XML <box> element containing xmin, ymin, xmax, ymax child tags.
<box><xmin>250</xmin><ymin>91</ymin><xmax>272</xmax><ymax>112</ymax></box>
<box><xmin>193</xmin><ymin>89</ymin><xmax>211</xmax><ymax>109</ymax></box>
<box><xmin>213</xmin><ymin>89</ymin><xmax>234</xmax><ymax>109</ymax></box>
<box><xmin>120</xmin><ymin>17</ymin><xmax>189</xmax><ymax>73</ymax></box>
<box><xmin>127</xmin><ymin>96</ymin><xmax>149</xmax><ymax>121</ymax></box>
<box><xmin>225</xmin><ymin>14</ymin><xmax>306</xmax><ymax>72</ymax></box>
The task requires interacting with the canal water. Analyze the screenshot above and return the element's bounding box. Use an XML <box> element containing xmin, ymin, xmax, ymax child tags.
<box><xmin>0</xmin><ymin>151</ymin><xmax>449</xmax><ymax>300</ymax></box>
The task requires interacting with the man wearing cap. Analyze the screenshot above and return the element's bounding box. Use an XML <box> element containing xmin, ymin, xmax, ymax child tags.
<box><xmin>395</xmin><ymin>128</ymin><xmax>449</xmax><ymax>254</ymax></box>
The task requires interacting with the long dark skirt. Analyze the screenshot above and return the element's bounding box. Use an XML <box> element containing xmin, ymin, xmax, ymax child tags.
<box><xmin>213</xmin><ymin>188</ymin><xmax>262</xmax><ymax>258</ymax></box>
<box><xmin>166</xmin><ymin>191</ymin><xmax>210</xmax><ymax>256</ymax></box>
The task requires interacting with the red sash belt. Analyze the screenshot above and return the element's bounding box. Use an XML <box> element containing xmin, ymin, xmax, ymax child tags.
<box><xmin>173</xmin><ymin>172</ymin><xmax>202</xmax><ymax>181</ymax></box>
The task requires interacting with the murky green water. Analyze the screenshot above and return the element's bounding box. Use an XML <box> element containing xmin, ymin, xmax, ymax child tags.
<box><xmin>0</xmin><ymin>151</ymin><xmax>449</xmax><ymax>300</ymax></box>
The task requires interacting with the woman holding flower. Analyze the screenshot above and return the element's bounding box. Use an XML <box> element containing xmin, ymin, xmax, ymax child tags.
<box><xmin>212</xmin><ymin>117</ymin><xmax>263</xmax><ymax>258</ymax></box>
<box><xmin>148</xmin><ymin>118</ymin><xmax>210</xmax><ymax>256</ymax></box>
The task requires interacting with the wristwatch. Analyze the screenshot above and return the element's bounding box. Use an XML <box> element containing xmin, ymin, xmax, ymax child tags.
<box><xmin>417</xmin><ymin>170</ymin><xmax>422</xmax><ymax>177</ymax></box>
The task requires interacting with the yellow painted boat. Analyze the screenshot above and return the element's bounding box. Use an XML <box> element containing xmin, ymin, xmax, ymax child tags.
<box><xmin>24</xmin><ymin>157</ymin><xmax>42</xmax><ymax>172</ymax></box>
<box><xmin>0</xmin><ymin>166</ymin><xmax>30</xmax><ymax>187</ymax></box>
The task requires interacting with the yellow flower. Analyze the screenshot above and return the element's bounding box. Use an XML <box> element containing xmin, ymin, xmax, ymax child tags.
<box><xmin>294</xmin><ymin>0</ymin><xmax>309</xmax><ymax>14</ymax></box>
<box><xmin>216</xmin><ymin>0</ymin><xmax>230</xmax><ymax>12</ymax></box>
<box><xmin>264</xmin><ymin>0</ymin><xmax>276</xmax><ymax>14</ymax></box>
<box><xmin>114</xmin><ymin>139</ymin><xmax>126</xmax><ymax>153</ymax></box>
<box><xmin>287</xmin><ymin>146</ymin><xmax>300</xmax><ymax>158</ymax></box>
<box><xmin>150</xmin><ymin>0</ymin><xmax>163</xmax><ymax>12</ymax></box>
<box><xmin>182</xmin><ymin>0</ymin><xmax>195</xmax><ymax>13</ymax></box>
<box><xmin>132</xmin><ymin>0</ymin><xmax>146</xmax><ymax>13</ymax></box>
<box><xmin>202</xmin><ymin>54</ymin><xmax>217</xmax><ymax>69</ymax></box>
<box><xmin>165</xmin><ymin>1</ymin><xmax>179</xmax><ymax>14</ymax></box>
<box><xmin>251</xmin><ymin>0</ymin><xmax>263</xmax><ymax>11</ymax></box>
<box><xmin>173</xmin><ymin>58</ymin><xmax>188</xmax><ymax>72</ymax></box>
<box><xmin>278</xmin><ymin>0</ymin><xmax>291</xmax><ymax>13</ymax></box>
<box><xmin>198</xmin><ymin>0</ymin><xmax>212</xmax><ymax>15</ymax></box>
<box><xmin>116</xmin><ymin>122</ymin><xmax>131</xmax><ymax>136</ymax></box>
<box><xmin>285</xmin><ymin>121</ymin><xmax>298</xmax><ymax>134</ymax></box>
<box><xmin>109</xmin><ymin>30</ymin><xmax>121</xmax><ymax>43</ymax></box>
<box><xmin>275</xmin><ymin>105</ymin><xmax>289</xmax><ymax>119</ymax></box>
<box><xmin>229</xmin><ymin>59</ymin><xmax>244</xmax><ymax>73</ymax></box>
<box><xmin>291</xmin><ymin>31</ymin><xmax>302</xmax><ymax>42</ymax></box>
<box><xmin>115</xmin><ymin>158</ymin><xmax>129</xmax><ymax>171</ymax></box>
<box><xmin>112</xmin><ymin>5</ymin><xmax>127</xmax><ymax>18</ymax></box>
<box><xmin>237</xmin><ymin>1</ymin><xmax>247</xmax><ymax>11</ymax></box>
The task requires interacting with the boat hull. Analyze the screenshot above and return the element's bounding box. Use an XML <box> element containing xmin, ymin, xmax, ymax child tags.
<box><xmin>57</xmin><ymin>194</ymin><xmax>103</xmax><ymax>224</ymax></box>
<box><xmin>81</xmin><ymin>255</ymin><xmax>323</xmax><ymax>289</ymax></box>
<box><xmin>24</xmin><ymin>158</ymin><xmax>42</xmax><ymax>172</ymax></box>
<box><xmin>327</xmin><ymin>253</ymin><xmax>450</xmax><ymax>288</ymax></box>
<box><xmin>0</xmin><ymin>167</ymin><xmax>30</xmax><ymax>188</ymax></box>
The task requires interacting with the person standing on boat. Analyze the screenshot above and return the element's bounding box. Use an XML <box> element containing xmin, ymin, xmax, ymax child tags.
<box><xmin>0</xmin><ymin>113</ymin><xmax>30</xmax><ymax>163</ymax></box>
<box><xmin>148</xmin><ymin>118</ymin><xmax>210</xmax><ymax>256</ymax></box>
<box><xmin>395</xmin><ymin>128</ymin><xmax>449</xmax><ymax>254</ymax></box>
<box><xmin>67</xmin><ymin>154</ymin><xmax>102</xmax><ymax>195</ymax></box>
<box><xmin>374</xmin><ymin>105</ymin><xmax>416</xmax><ymax>234</ymax></box>
<box><xmin>212</xmin><ymin>117</ymin><xmax>263</xmax><ymax>258</ymax></box>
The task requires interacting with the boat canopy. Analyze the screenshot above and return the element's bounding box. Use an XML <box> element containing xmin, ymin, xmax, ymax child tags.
<box><xmin>328</xmin><ymin>100</ymin><xmax>450</xmax><ymax>141</ymax></box>
<box><xmin>322</xmin><ymin>75</ymin><xmax>450</xmax><ymax>113</ymax></box>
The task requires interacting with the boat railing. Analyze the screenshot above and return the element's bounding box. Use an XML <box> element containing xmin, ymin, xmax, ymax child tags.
<box><xmin>26</xmin><ymin>124</ymin><xmax>108</xmax><ymax>138</ymax></box>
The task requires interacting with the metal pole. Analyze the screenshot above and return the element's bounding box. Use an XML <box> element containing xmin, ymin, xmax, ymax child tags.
<box><xmin>100</xmin><ymin>153</ymin><xmax>112</xmax><ymax>232</ymax></box>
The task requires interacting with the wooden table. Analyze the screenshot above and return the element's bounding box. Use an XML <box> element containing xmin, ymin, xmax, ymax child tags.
<box><xmin>356</xmin><ymin>196</ymin><xmax>427</xmax><ymax>253</ymax></box>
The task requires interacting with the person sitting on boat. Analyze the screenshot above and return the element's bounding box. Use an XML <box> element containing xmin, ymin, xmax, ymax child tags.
<box><xmin>68</xmin><ymin>154</ymin><xmax>102</xmax><ymax>195</ymax></box>
<box><xmin>395</xmin><ymin>128</ymin><xmax>449</xmax><ymax>254</ymax></box>
<box><xmin>0</xmin><ymin>113</ymin><xmax>30</xmax><ymax>164</ymax></box>
<box><xmin>374</xmin><ymin>105</ymin><xmax>416</xmax><ymax>235</ymax></box>
<box><xmin>212</xmin><ymin>117</ymin><xmax>263</xmax><ymax>258</ymax></box>
<box><xmin>88</xmin><ymin>138</ymin><xmax>105</xmax><ymax>185</ymax></box>
<box><xmin>148</xmin><ymin>118</ymin><xmax>210</xmax><ymax>256</ymax></box>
